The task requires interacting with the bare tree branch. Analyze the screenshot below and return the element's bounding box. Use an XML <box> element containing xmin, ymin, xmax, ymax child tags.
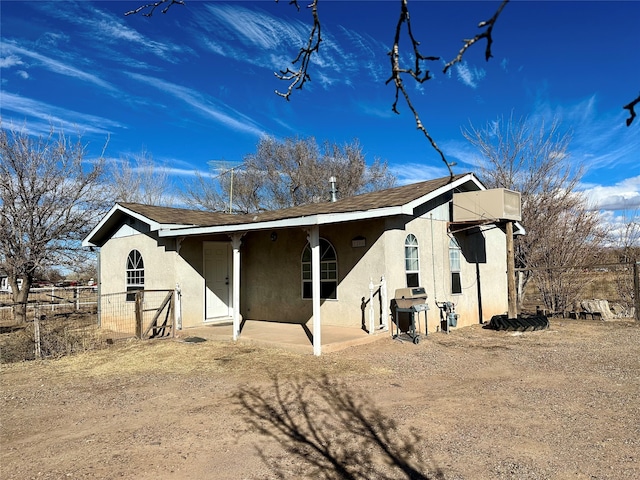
<box><xmin>386</xmin><ymin>0</ymin><xmax>452</xmax><ymax>178</ymax></box>
<box><xmin>624</xmin><ymin>93</ymin><xmax>640</xmax><ymax>126</ymax></box>
<box><xmin>274</xmin><ymin>0</ymin><xmax>321</xmax><ymax>100</ymax></box>
<box><xmin>108</xmin><ymin>150</ymin><xmax>174</xmax><ymax>206</ymax></box>
<box><xmin>124</xmin><ymin>0</ymin><xmax>185</xmax><ymax>17</ymax></box>
<box><xmin>443</xmin><ymin>0</ymin><xmax>509</xmax><ymax>74</ymax></box>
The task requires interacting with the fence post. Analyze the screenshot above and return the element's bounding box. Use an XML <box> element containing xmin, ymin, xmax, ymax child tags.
<box><xmin>174</xmin><ymin>284</ymin><xmax>182</xmax><ymax>331</ymax></box>
<box><xmin>135</xmin><ymin>291</ymin><xmax>144</xmax><ymax>339</ymax></box>
<box><xmin>34</xmin><ymin>304</ymin><xmax>42</xmax><ymax>360</ymax></box>
<box><xmin>634</xmin><ymin>261</ymin><xmax>639</xmax><ymax>322</ymax></box>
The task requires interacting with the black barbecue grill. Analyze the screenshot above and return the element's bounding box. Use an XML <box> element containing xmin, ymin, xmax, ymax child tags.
<box><xmin>391</xmin><ymin>287</ymin><xmax>429</xmax><ymax>344</ymax></box>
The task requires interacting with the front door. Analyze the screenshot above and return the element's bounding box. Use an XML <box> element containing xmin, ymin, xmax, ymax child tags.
<box><xmin>204</xmin><ymin>242</ymin><xmax>231</xmax><ymax>320</ymax></box>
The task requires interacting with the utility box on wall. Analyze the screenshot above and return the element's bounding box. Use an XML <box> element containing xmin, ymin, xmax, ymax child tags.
<box><xmin>453</xmin><ymin>188</ymin><xmax>521</xmax><ymax>222</ymax></box>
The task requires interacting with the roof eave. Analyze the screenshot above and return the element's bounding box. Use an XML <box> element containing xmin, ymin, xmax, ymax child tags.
<box><xmin>404</xmin><ymin>173</ymin><xmax>481</xmax><ymax>213</ymax></box>
<box><xmin>82</xmin><ymin>203</ymin><xmax>194</xmax><ymax>247</ymax></box>
<box><xmin>158</xmin><ymin>205</ymin><xmax>410</xmax><ymax>237</ymax></box>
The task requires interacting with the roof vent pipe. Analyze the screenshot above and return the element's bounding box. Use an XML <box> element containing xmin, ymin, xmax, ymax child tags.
<box><xmin>329</xmin><ymin>176</ymin><xmax>338</xmax><ymax>202</ymax></box>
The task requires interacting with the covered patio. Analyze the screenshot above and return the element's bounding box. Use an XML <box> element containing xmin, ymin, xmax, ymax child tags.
<box><xmin>175</xmin><ymin>320</ymin><xmax>390</xmax><ymax>354</ymax></box>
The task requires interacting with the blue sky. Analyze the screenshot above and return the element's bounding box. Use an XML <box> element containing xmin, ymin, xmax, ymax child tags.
<box><xmin>1</xmin><ymin>1</ymin><xmax>639</xmax><ymax>218</ymax></box>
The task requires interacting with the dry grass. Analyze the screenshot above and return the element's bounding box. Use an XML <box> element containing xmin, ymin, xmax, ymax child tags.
<box><xmin>0</xmin><ymin>316</ymin><xmax>103</xmax><ymax>363</ymax></box>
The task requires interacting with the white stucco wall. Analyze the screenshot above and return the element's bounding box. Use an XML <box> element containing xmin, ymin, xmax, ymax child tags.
<box><xmin>97</xmin><ymin>206</ymin><xmax>509</xmax><ymax>333</ymax></box>
<box><xmin>98</xmin><ymin>222</ymin><xmax>213</xmax><ymax>331</ymax></box>
<box><xmin>238</xmin><ymin>212</ymin><xmax>508</xmax><ymax>330</ymax></box>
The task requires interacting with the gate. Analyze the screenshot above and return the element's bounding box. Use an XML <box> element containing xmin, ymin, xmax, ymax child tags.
<box><xmin>135</xmin><ymin>290</ymin><xmax>175</xmax><ymax>339</ymax></box>
<box><xmin>99</xmin><ymin>289</ymin><xmax>177</xmax><ymax>340</ymax></box>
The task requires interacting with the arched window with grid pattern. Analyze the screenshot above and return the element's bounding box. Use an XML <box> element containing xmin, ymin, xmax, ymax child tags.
<box><xmin>302</xmin><ymin>238</ymin><xmax>337</xmax><ymax>299</ymax></box>
<box><xmin>126</xmin><ymin>249</ymin><xmax>144</xmax><ymax>301</ymax></box>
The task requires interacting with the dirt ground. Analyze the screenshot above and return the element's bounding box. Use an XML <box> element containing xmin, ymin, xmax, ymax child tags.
<box><xmin>1</xmin><ymin>319</ymin><xmax>639</xmax><ymax>480</ymax></box>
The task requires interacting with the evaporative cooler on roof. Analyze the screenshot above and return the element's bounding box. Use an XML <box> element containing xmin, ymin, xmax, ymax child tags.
<box><xmin>452</xmin><ymin>188</ymin><xmax>521</xmax><ymax>222</ymax></box>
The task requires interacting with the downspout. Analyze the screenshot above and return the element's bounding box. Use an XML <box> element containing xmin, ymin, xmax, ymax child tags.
<box><xmin>430</xmin><ymin>213</ymin><xmax>438</xmax><ymax>303</ymax></box>
<box><xmin>476</xmin><ymin>262</ymin><xmax>483</xmax><ymax>324</ymax></box>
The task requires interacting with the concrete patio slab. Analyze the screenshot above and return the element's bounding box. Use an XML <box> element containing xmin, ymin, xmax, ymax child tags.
<box><xmin>176</xmin><ymin>320</ymin><xmax>390</xmax><ymax>354</ymax></box>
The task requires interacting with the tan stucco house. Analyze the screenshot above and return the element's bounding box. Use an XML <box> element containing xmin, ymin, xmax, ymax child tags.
<box><xmin>83</xmin><ymin>173</ymin><xmax>522</xmax><ymax>355</ymax></box>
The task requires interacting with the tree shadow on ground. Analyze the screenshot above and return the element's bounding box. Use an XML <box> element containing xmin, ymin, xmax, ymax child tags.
<box><xmin>236</xmin><ymin>375</ymin><xmax>445</xmax><ymax>480</ymax></box>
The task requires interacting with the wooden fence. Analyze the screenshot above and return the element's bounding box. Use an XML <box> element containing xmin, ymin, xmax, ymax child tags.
<box><xmin>0</xmin><ymin>286</ymin><xmax>98</xmax><ymax>323</ymax></box>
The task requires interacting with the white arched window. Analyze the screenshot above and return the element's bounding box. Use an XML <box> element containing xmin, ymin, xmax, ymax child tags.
<box><xmin>126</xmin><ymin>250</ymin><xmax>144</xmax><ymax>301</ymax></box>
<box><xmin>404</xmin><ymin>234</ymin><xmax>420</xmax><ymax>287</ymax></box>
<box><xmin>449</xmin><ymin>237</ymin><xmax>462</xmax><ymax>294</ymax></box>
<box><xmin>302</xmin><ymin>238</ymin><xmax>337</xmax><ymax>299</ymax></box>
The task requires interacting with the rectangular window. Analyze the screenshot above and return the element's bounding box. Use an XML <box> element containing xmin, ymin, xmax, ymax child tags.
<box><xmin>126</xmin><ymin>286</ymin><xmax>143</xmax><ymax>302</ymax></box>
<box><xmin>406</xmin><ymin>273</ymin><xmax>419</xmax><ymax>288</ymax></box>
<box><xmin>449</xmin><ymin>238</ymin><xmax>462</xmax><ymax>294</ymax></box>
<box><xmin>451</xmin><ymin>272</ymin><xmax>462</xmax><ymax>295</ymax></box>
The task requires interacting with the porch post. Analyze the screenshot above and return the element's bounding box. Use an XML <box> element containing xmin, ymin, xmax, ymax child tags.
<box><xmin>380</xmin><ymin>275</ymin><xmax>388</xmax><ymax>331</ymax></box>
<box><xmin>230</xmin><ymin>234</ymin><xmax>244</xmax><ymax>341</ymax></box>
<box><xmin>308</xmin><ymin>225</ymin><xmax>322</xmax><ymax>356</ymax></box>
<box><xmin>506</xmin><ymin>221</ymin><xmax>518</xmax><ymax>320</ymax></box>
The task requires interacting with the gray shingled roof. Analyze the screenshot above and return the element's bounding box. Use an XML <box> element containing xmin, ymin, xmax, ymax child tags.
<box><xmin>120</xmin><ymin>174</ymin><xmax>468</xmax><ymax>228</ymax></box>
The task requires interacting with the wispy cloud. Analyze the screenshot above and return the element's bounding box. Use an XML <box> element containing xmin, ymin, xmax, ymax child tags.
<box><xmin>0</xmin><ymin>54</ymin><xmax>23</xmax><ymax>68</ymax></box>
<box><xmin>196</xmin><ymin>4</ymin><xmax>312</xmax><ymax>67</ymax></box>
<box><xmin>2</xmin><ymin>41</ymin><xmax>115</xmax><ymax>91</ymax></box>
<box><xmin>32</xmin><ymin>1</ymin><xmax>187</xmax><ymax>63</ymax></box>
<box><xmin>194</xmin><ymin>3</ymin><xmax>386</xmax><ymax>91</ymax></box>
<box><xmin>392</xmin><ymin>162</ymin><xmax>450</xmax><ymax>185</ymax></box>
<box><xmin>355</xmin><ymin>101</ymin><xmax>396</xmax><ymax>120</ymax></box>
<box><xmin>126</xmin><ymin>72</ymin><xmax>266</xmax><ymax>138</ymax></box>
<box><xmin>532</xmin><ymin>94</ymin><xmax>640</xmax><ymax>173</ymax></box>
<box><xmin>338</xmin><ymin>26</ymin><xmax>388</xmax><ymax>84</ymax></box>
<box><xmin>0</xmin><ymin>91</ymin><xmax>125</xmax><ymax>137</ymax></box>
<box><xmin>455</xmin><ymin>62</ymin><xmax>486</xmax><ymax>89</ymax></box>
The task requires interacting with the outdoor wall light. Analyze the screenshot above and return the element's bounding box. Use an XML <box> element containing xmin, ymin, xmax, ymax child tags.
<box><xmin>270</xmin><ymin>232</ymin><xmax>278</xmax><ymax>241</ymax></box>
<box><xmin>351</xmin><ymin>236</ymin><xmax>366</xmax><ymax>248</ymax></box>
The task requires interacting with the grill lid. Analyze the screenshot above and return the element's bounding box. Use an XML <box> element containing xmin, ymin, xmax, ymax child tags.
<box><xmin>394</xmin><ymin>287</ymin><xmax>428</xmax><ymax>309</ymax></box>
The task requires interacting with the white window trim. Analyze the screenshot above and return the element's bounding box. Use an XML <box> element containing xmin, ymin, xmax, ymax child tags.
<box><xmin>126</xmin><ymin>249</ymin><xmax>144</xmax><ymax>301</ymax></box>
<box><xmin>449</xmin><ymin>237</ymin><xmax>462</xmax><ymax>295</ymax></box>
<box><xmin>405</xmin><ymin>234</ymin><xmax>420</xmax><ymax>288</ymax></box>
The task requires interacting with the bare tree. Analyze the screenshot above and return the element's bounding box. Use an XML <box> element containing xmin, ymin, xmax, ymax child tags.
<box><xmin>608</xmin><ymin>207</ymin><xmax>640</xmax><ymax>313</ymax></box>
<box><xmin>182</xmin><ymin>169</ymin><xmax>228</xmax><ymax>213</ymax></box>
<box><xmin>185</xmin><ymin>136</ymin><xmax>396</xmax><ymax>213</ymax></box>
<box><xmin>109</xmin><ymin>149</ymin><xmax>174</xmax><ymax>206</ymax></box>
<box><xmin>181</xmin><ymin>162</ymin><xmax>263</xmax><ymax>213</ymax></box>
<box><xmin>464</xmin><ymin>115</ymin><xmax>607</xmax><ymax>313</ymax></box>
<box><xmin>616</xmin><ymin>207</ymin><xmax>640</xmax><ymax>261</ymax></box>
<box><xmin>0</xmin><ymin>127</ymin><xmax>108</xmax><ymax>323</ymax></box>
